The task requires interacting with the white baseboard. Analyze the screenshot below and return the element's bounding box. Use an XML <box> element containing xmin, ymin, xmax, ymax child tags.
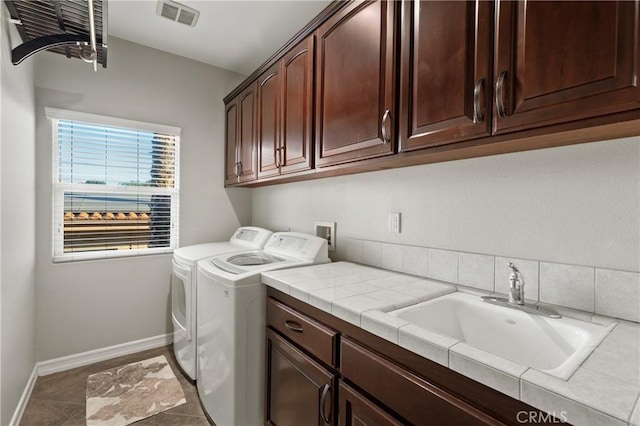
<box><xmin>9</xmin><ymin>365</ymin><xmax>38</xmax><ymax>426</ymax></box>
<box><xmin>37</xmin><ymin>333</ymin><xmax>172</xmax><ymax>376</ymax></box>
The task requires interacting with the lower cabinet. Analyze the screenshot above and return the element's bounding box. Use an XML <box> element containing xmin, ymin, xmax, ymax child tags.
<box><xmin>265</xmin><ymin>329</ymin><xmax>335</xmax><ymax>425</ymax></box>
<box><xmin>265</xmin><ymin>293</ymin><xmax>554</xmax><ymax>426</ymax></box>
<box><xmin>340</xmin><ymin>337</ymin><xmax>497</xmax><ymax>425</ymax></box>
<box><xmin>338</xmin><ymin>381</ymin><xmax>403</xmax><ymax>426</ymax></box>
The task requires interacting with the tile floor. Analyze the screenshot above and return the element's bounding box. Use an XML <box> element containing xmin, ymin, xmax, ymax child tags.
<box><xmin>20</xmin><ymin>345</ymin><xmax>210</xmax><ymax>425</ymax></box>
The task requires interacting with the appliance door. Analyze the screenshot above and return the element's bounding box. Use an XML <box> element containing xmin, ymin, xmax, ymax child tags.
<box><xmin>171</xmin><ymin>260</ymin><xmax>191</xmax><ymax>342</ymax></box>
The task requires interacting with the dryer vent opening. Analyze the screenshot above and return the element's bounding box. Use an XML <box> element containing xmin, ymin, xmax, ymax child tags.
<box><xmin>156</xmin><ymin>0</ymin><xmax>200</xmax><ymax>27</ymax></box>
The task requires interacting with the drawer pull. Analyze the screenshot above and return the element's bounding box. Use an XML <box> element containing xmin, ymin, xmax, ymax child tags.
<box><xmin>319</xmin><ymin>383</ymin><xmax>331</xmax><ymax>424</ymax></box>
<box><xmin>284</xmin><ymin>320</ymin><xmax>304</xmax><ymax>333</ymax></box>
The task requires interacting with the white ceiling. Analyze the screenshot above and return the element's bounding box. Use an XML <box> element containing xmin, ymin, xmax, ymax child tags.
<box><xmin>108</xmin><ymin>0</ymin><xmax>329</xmax><ymax>76</ymax></box>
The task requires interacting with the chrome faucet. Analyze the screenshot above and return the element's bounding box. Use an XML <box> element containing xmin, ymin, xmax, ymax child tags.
<box><xmin>481</xmin><ymin>262</ymin><xmax>560</xmax><ymax>318</ymax></box>
<box><xmin>508</xmin><ymin>262</ymin><xmax>525</xmax><ymax>305</ymax></box>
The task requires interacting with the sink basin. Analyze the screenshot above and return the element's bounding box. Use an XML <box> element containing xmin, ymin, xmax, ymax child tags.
<box><xmin>389</xmin><ymin>292</ymin><xmax>613</xmax><ymax>379</ymax></box>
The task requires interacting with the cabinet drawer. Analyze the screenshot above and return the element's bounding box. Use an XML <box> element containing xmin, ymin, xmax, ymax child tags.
<box><xmin>267</xmin><ymin>297</ymin><xmax>337</xmax><ymax>367</ymax></box>
<box><xmin>340</xmin><ymin>338</ymin><xmax>500</xmax><ymax>426</ymax></box>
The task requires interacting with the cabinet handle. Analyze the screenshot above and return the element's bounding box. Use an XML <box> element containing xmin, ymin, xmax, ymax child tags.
<box><xmin>495</xmin><ymin>71</ymin><xmax>508</xmax><ymax>118</ymax></box>
<box><xmin>274</xmin><ymin>148</ymin><xmax>280</xmax><ymax>168</ymax></box>
<box><xmin>473</xmin><ymin>78</ymin><xmax>485</xmax><ymax>123</ymax></box>
<box><xmin>284</xmin><ymin>320</ymin><xmax>303</xmax><ymax>333</ymax></box>
<box><xmin>234</xmin><ymin>162</ymin><xmax>240</xmax><ymax>177</ymax></box>
<box><xmin>381</xmin><ymin>109</ymin><xmax>391</xmax><ymax>144</ymax></box>
<box><xmin>279</xmin><ymin>145</ymin><xmax>285</xmax><ymax>168</ymax></box>
<box><xmin>319</xmin><ymin>384</ymin><xmax>331</xmax><ymax>424</ymax></box>
<box><xmin>238</xmin><ymin>161</ymin><xmax>243</xmax><ymax>177</ymax></box>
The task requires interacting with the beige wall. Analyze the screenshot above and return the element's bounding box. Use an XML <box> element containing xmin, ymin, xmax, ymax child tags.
<box><xmin>252</xmin><ymin>137</ymin><xmax>640</xmax><ymax>273</ymax></box>
<box><xmin>1</xmin><ymin>7</ymin><xmax>37</xmax><ymax>424</ymax></box>
<box><xmin>34</xmin><ymin>37</ymin><xmax>250</xmax><ymax>361</ymax></box>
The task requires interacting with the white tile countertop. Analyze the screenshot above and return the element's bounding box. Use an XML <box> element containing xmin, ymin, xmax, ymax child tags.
<box><xmin>261</xmin><ymin>261</ymin><xmax>640</xmax><ymax>426</ymax></box>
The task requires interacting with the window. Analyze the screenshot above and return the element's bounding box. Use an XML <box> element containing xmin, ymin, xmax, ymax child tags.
<box><xmin>47</xmin><ymin>108</ymin><xmax>180</xmax><ymax>261</ymax></box>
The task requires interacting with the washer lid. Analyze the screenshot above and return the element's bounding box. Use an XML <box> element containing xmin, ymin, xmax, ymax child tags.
<box><xmin>226</xmin><ymin>253</ymin><xmax>284</xmax><ymax>266</ymax></box>
<box><xmin>210</xmin><ymin>252</ymin><xmax>286</xmax><ymax>274</ymax></box>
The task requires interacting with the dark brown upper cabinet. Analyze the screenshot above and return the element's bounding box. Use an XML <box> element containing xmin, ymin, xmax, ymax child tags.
<box><xmin>225</xmin><ymin>0</ymin><xmax>639</xmax><ymax>187</ymax></box>
<box><xmin>399</xmin><ymin>1</ymin><xmax>493</xmax><ymax>152</ymax></box>
<box><xmin>258</xmin><ymin>37</ymin><xmax>315</xmax><ymax>180</ymax></box>
<box><xmin>493</xmin><ymin>0</ymin><xmax>640</xmax><ymax>134</ymax></box>
<box><xmin>258</xmin><ymin>63</ymin><xmax>281</xmax><ymax>179</ymax></box>
<box><xmin>315</xmin><ymin>0</ymin><xmax>397</xmax><ymax>167</ymax></box>
<box><xmin>224</xmin><ymin>98</ymin><xmax>240</xmax><ymax>186</ymax></box>
<box><xmin>226</xmin><ymin>82</ymin><xmax>259</xmax><ymax>185</ymax></box>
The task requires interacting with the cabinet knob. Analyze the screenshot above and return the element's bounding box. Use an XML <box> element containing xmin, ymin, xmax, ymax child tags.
<box><xmin>496</xmin><ymin>71</ymin><xmax>508</xmax><ymax>118</ymax></box>
<box><xmin>473</xmin><ymin>78</ymin><xmax>485</xmax><ymax>123</ymax></box>
<box><xmin>381</xmin><ymin>109</ymin><xmax>392</xmax><ymax>144</ymax></box>
<box><xmin>319</xmin><ymin>383</ymin><xmax>331</xmax><ymax>424</ymax></box>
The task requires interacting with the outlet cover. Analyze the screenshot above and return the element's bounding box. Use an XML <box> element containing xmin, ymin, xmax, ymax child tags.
<box><xmin>315</xmin><ymin>221</ymin><xmax>336</xmax><ymax>251</ymax></box>
<box><xmin>389</xmin><ymin>213</ymin><xmax>401</xmax><ymax>233</ymax></box>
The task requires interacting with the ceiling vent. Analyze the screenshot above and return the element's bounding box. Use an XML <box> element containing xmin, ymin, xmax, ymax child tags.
<box><xmin>156</xmin><ymin>0</ymin><xmax>200</xmax><ymax>27</ymax></box>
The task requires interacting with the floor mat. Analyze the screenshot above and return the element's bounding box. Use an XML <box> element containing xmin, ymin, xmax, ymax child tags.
<box><xmin>86</xmin><ymin>354</ymin><xmax>186</xmax><ymax>425</ymax></box>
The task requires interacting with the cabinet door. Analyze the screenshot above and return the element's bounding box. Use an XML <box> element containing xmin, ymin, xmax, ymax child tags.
<box><xmin>266</xmin><ymin>329</ymin><xmax>335</xmax><ymax>426</ymax></box>
<box><xmin>341</xmin><ymin>338</ymin><xmax>496</xmax><ymax>425</ymax></box>
<box><xmin>339</xmin><ymin>381</ymin><xmax>404</xmax><ymax>426</ymax></box>
<box><xmin>399</xmin><ymin>1</ymin><xmax>492</xmax><ymax>152</ymax></box>
<box><xmin>238</xmin><ymin>81</ymin><xmax>258</xmax><ymax>182</ymax></box>
<box><xmin>224</xmin><ymin>98</ymin><xmax>239</xmax><ymax>186</ymax></box>
<box><xmin>281</xmin><ymin>36</ymin><xmax>315</xmax><ymax>175</ymax></box>
<box><xmin>315</xmin><ymin>0</ymin><xmax>396</xmax><ymax>168</ymax></box>
<box><xmin>493</xmin><ymin>0</ymin><xmax>640</xmax><ymax>134</ymax></box>
<box><xmin>258</xmin><ymin>63</ymin><xmax>282</xmax><ymax>179</ymax></box>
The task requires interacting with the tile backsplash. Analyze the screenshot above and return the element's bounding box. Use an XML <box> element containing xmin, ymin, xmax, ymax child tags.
<box><xmin>346</xmin><ymin>238</ymin><xmax>640</xmax><ymax>323</ymax></box>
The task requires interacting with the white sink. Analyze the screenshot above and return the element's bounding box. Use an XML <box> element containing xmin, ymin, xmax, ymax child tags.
<box><xmin>389</xmin><ymin>292</ymin><xmax>613</xmax><ymax>380</ymax></box>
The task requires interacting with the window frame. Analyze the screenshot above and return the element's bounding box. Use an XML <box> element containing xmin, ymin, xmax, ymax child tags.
<box><xmin>46</xmin><ymin>107</ymin><xmax>181</xmax><ymax>262</ymax></box>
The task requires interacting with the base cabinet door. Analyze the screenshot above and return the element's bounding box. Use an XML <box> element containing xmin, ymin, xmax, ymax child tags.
<box><xmin>341</xmin><ymin>338</ymin><xmax>497</xmax><ymax>425</ymax></box>
<box><xmin>266</xmin><ymin>329</ymin><xmax>335</xmax><ymax>426</ymax></box>
<box><xmin>493</xmin><ymin>0</ymin><xmax>640</xmax><ymax>134</ymax></box>
<box><xmin>315</xmin><ymin>0</ymin><xmax>396</xmax><ymax>167</ymax></box>
<box><xmin>339</xmin><ymin>381</ymin><xmax>404</xmax><ymax>426</ymax></box>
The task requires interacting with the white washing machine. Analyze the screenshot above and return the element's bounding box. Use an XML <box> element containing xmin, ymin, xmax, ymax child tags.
<box><xmin>196</xmin><ymin>232</ymin><xmax>330</xmax><ymax>426</ymax></box>
<box><xmin>171</xmin><ymin>226</ymin><xmax>272</xmax><ymax>380</ymax></box>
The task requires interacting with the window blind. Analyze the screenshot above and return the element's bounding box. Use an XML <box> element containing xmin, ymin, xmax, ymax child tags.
<box><xmin>48</xmin><ymin>108</ymin><xmax>180</xmax><ymax>262</ymax></box>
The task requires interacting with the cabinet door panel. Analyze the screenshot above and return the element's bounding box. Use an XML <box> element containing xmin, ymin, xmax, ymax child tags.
<box><xmin>400</xmin><ymin>0</ymin><xmax>492</xmax><ymax>151</ymax></box>
<box><xmin>315</xmin><ymin>0</ymin><xmax>396</xmax><ymax>167</ymax></box>
<box><xmin>258</xmin><ymin>65</ymin><xmax>281</xmax><ymax>179</ymax></box>
<box><xmin>224</xmin><ymin>100</ymin><xmax>239</xmax><ymax>186</ymax></box>
<box><xmin>238</xmin><ymin>82</ymin><xmax>258</xmax><ymax>182</ymax></box>
<box><xmin>340</xmin><ymin>338</ymin><xmax>496</xmax><ymax>425</ymax></box>
<box><xmin>339</xmin><ymin>381</ymin><xmax>404</xmax><ymax>426</ymax></box>
<box><xmin>494</xmin><ymin>0</ymin><xmax>640</xmax><ymax>133</ymax></box>
<box><xmin>266</xmin><ymin>329</ymin><xmax>335</xmax><ymax>426</ymax></box>
<box><xmin>281</xmin><ymin>37</ymin><xmax>314</xmax><ymax>175</ymax></box>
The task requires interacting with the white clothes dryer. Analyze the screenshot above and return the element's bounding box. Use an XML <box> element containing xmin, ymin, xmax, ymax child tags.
<box><xmin>196</xmin><ymin>232</ymin><xmax>330</xmax><ymax>426</ymax></box>
<box><xmin>171</xmin><ymin>226</ymin><xmax>272</xmax><ymax>380</ymax></box>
